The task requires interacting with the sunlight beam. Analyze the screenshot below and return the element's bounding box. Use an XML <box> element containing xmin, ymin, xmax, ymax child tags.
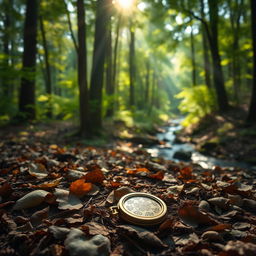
<box><xmin>115</xmin><ymin>0</ymin><xmax>135</xmax><ymax>12</ymax></box>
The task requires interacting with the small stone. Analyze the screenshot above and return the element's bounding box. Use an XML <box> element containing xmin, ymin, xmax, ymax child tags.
<box><xmin>201</xmin><ymin>231</ymin><xmax>222</xmax><ymax>241</ymax></box>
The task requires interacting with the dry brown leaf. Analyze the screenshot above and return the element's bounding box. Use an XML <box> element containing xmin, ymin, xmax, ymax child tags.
<box><xmin>178</xmin><ymin>201</ymin><xmax>218</xmax><ymax>227</ymax></box>
<box><xmin>149</xmin><ymin>171</ymin><xmax>165</xmax><ymax>180</ymax></box>
<box><xmin>118</xmin><ymin>225</ymin><xmax>167</xmax><ymax>250</ymax></box>
<box><xmin>30</xmin><ymin>178</ymin><xmax>62</xmax><ymax>189</ymax></box>
<box><xmin>30</xmin><ymin>206</ymin><xmax>49</xmax><ymax>227</ymax></box>
<box><xmin>69</xmin><ymin>179</ymin><xmax>92</xmax><ymax>197</ymax></box>
<box><xmin>28</xmin><ymin>163</ymin><xmax>48</xmax><ymax>179</ymax></box>
<box><xmin>83</xmin><ymin>222</ymin><xmax>110</xmax><ymax>236</ymax></box>
<box><xmin>54</xmin><ymin>188</ymin><xmax>83</xmax><ymax>210</ymax></box>
<box><xmin>206</xmin><ymin>223</ymin><xmax>232</xmax><ymax>232</ymax></box>
<box><xmin>83</xmin><ymin>168</ymin><xmax>105</xmax><ymax>184</ymax></box>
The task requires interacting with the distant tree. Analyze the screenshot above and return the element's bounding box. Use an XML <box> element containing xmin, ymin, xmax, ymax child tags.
<box><xmin>247</xmin><ymin>0</ymin><xmax>256</xmax><ymax>123</ymax></box>
<box><xmin>208</xmin><ymin>0</ymin><xmax>229</xmax><ymax>111</ymax></box>
<box><xmin>190</xmin><ymin>22</ymin><xmax>196</xmax><ymax>87</ymax></box>
<box><xmin>77</xmin><ymin>0</ymin><xmax>90</xmax><ymax>137</ymax></box>
<box><xmin>39</xmin><ymin>15</ymin><xmax>52</xmax><ymax>117</ymax></box>
<box><xmin>105</xmin><ymin>7</ymin><xmax>114</xmax><ymax>117</ymax></box>
<box><xmin>18</xmin><ymin>0</ymin><xmax>39</xmax><ymax>120</ymax></box>
<box><xmin>228</xmin><ymin>0</ymin><xmax>244</xmax><ymax>104</ymax></box>
<box><xmin>90</xmin><ymin>0</ymin><xmax>111</xmax><ymax>133</ymax></box>
<box><xmin>129</xmin><ymin>24</ymin><xmax>136</xmax><ymax>107</ymax></box>
<box><xmin>200</xmin><ymin>0</ymin><xmax>212</xmax><ymax>89</ymax></box>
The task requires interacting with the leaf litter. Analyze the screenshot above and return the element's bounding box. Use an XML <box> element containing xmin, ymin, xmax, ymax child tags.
<box><xmin>0</xmin><ymin>139</ymin><xmax>256</xmax><ymax>255</ymax></box>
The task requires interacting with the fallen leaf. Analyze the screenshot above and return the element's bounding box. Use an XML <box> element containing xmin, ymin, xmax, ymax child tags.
<box><xmin>83</xmin><ymin>222</ymin><xmax>110</xmax><ymax>236</ymax></box>
<box><xmin>84</xmin><ymin>169</ymin><xmax>105</xmax><ymax>184</ymax></box>
<box><xmin>173</xmin><ymin>233</ymin><xmax>199</xmax><ymax>246</ymax></box>
<box><xmin>0</xmin><ymin>183</ymin><xmax>13</xmax><ymax>198</ymax></box>
<box><xmin>30</xmin><ymin>178</ymin><xmax>62</xmax><ymax>189</ymax></box>
<box><xmin>201</xmin><ymin>231</ymin><xmax>222</xmax><ymax>241</ymax></box>
<box><xmin>30</xmin><ymin>206</ymin><xmax>49</xmax><ymax>227</ymax></box>
<box><xmin>54</xmin><ymin>189</ymin><xmax>83</xmax><ymax>210</ymax></box>
<box><xmin>69</xmin><ymin>179</ymin><xmax>92</xmax><ymax>197</ymax></box>
<box><xmin>118</xmin><ymin>225</ymin><xmax>167</xmax><ymax>250</ymax></box>
<box><xmin>178</xmin><ymin>167</ymin><xmax>193</xmax><ymax>180</ymax></box>
<box><xmin>106</xmin><ymin>187</ymin><xmax>135</xmax><ymax>204</ymax></box>
<box><xmin>67</xmin><ymin>169</ymin><xmax>86</xmax><ymax>181</ymax></box>
<box><xmin>178</xmin><ymin>201</ymin><xmax>217</xmax><ymax>227</ymax></box>
<box><xmin>206</xmin><ymin>223</ymin><xmax>232</xmax><ymax>232</ymax></box>
<box><xmin>149</xmin><ymin>171</ymin><xmax>165</xmax><ymax>180</ymax></box>
<box><xmin>127</xmin><ymin>167</ymin><xmax>150</xmax><ymax>175</ymax></box>
<box><xmin>232</xmin><ymin>222</ymin><xmax>251</xmax><ymax>231</ymax></box>
<box><xmin>64</xmin><ymin>228</ymin><xmax>110</xmax><ymax>256</ymax></box>
<box><xmin>13</xmin><ymin>190</ymin><xmax>50</xmax><ymax>210</ymax></box>
<box><xmin>220</xmin><ymin>240</ymin><xmax>256</xmax><ymax>256</ymax></box>
<box><xmin>208</xmin><ymin>197</ymin><xmax>230</xmax><ymax>210</ymax></box>
<box><xmin>28</xmin><ymin>163</ymin><xmax>48</xmax><ymax>179</ymax></box>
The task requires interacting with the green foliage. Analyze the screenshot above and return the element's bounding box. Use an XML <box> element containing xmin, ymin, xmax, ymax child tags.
<box><xmin>176</xmin><ymin>85</ymin><xmax>217</xmax><ymax>126</ymax></box>
<box><xmin>37</xmin><ymin>94</ymin><xmax>79</xmax><ymax>120</ymax></box>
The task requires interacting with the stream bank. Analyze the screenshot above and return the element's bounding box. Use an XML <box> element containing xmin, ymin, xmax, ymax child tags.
<box><xmin>146</xmin><ymin>118</ymin><xmax>256</xmax><ymax>171</ymax></box>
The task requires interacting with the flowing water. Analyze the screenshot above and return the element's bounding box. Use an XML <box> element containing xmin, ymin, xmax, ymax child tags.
<box><xmin>147</xmin><ymin>118</ymin><xmax>256</xmax><ymax>171</ymax></box>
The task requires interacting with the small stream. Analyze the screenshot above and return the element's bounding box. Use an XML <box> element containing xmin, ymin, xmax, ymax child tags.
<box><xmin>147</xmin><ymin>118</ymin><xmax>256</xmax><ymax>171</ymax></box>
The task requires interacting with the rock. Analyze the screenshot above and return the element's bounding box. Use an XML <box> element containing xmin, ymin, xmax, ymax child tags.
<box><xmin>65</xmin><ymin>228</ymin><xmax>110</xmax><ymax>256</ymax></box>
<box><xmin>173</xmin><ymin>151</ymin><xmax>192</xmax><ymax>161</ymax></box>
<box><xmin>199</xmin><ymin>200</ymin><xmax>211</xmax><ymax>212</ymax></box>
<box><xmin>201</xmin><ymin>231</ymin><xmax>222</xmax><ymax>242</ymax></box>
<box><xmin>200</xmin><ymin>142</ymin><xmax>218</xmax><ymax>152</ymax></box>
<box><xmin>129</xmin><ymin>135</ymin><xmax>159</xmax><ymax>146</ymax></box>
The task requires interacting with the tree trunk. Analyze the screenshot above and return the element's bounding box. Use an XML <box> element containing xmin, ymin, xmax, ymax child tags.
<box><xmin>77</xmin><ymin>0</ymin><xmax>90</xmax><ymax>137</ymax></box>
<box><xmin>208</xmin><ymin>0</ymin><xmax>229</xmax><ymax>112</ymax></box>
<box><xmin>229</xmin><ymin>0</ymin><xmax>243</xmax><ymax>104</ymax></box>
<box><xmin>39</xmin><ymin>15</ymin><xmax>52</xmax><ymax>118</ymax></box>
<box><xmin>129</xmin><ymin>25</ymin><xmax>135</xmax><ymax>107</ymax></box>
<box><xmin>105</xmin><ymin>11</ymin><xmax>114</xmax><ymax>117</ymax></box>
<box><xmin>247</xmin><ymin>0</ymin><xmax>256</xmax><ymax>123</ymax></box>
<box><xmin>200</xmin><ymin>0</ymin><xmax>212</xmax><ymax>88</ymax></box>
<box><xmin>145</xmin><ymin>60</ymin><xmax>150</xmax><ymax>104</ymax></box>
<box><xmin>2</xmin><ymin>0</ymin><xmax>11</xmax><ymax>98</ymax></box>
<box><xmin>112</xmin><ymin>14</ymin><xmax>121</xmax><ymax>92</ymax></box>
<box><xmin>89</xmin><ymin>0</ymin><xmax>110</xmax><ymax>133</ymax></box>
<box><xmin>19</xmin><ymin>0</ymin><xmax>38</xmax><ymax>120</ymax></box>
<box><xmin>190</xmin><ymin>24</ymin><xmax>196</xmax><ymax>86</ymax></box>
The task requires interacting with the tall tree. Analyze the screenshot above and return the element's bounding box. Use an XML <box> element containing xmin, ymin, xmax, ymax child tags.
<box><xmin>19</xmin><ymin>0</ymin><xmax>38</xmax><ymax>120</ymax></box>
<box><xmin>200</xmin><ymin>0</ymin><xmax>212</xmax><ymax>88</ymax></box>
<box><xmin>129</xmin><ymin>24</ymin><xmax>136</xmax><ymax>107</ymax></box>
<box><xmin>39</xmin><ymin>15</ymin><xmax>52</xmax><ymax>117</ymax></box>
<box><xmin>90</xmin><ymin>0</ymin><xmax>111</xmax><ymax>133</ymax></box>
<box><xmin>105</xmin><ymin>8</ymin><xmax>114</xmax><ymax>117</ymax></box>
<box><xmin>247</xmin><ymin>0</ymin><xmax>256</xmax><ymax>123</ymax></box>
<box><xmin>77</xmin><ymin>0</ymin><xmax>90</xmax><ymax>137</ymax></box>
<box><xmin>190</xmin><ymin>23</ymin><xmax>196</xmax><ymax>86</ymax></box>
<box><xmin>228</xmin><ymin>0</ymin><xmax>243</xmax><ymax>104</ymax></box>
<box><xmin>208</xmin><ymin>0</ymin><xmax>229</xmax><ymax>111</ymax></box>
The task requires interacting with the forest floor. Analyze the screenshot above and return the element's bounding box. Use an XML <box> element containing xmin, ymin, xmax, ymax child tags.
<box><xmin>1</xmin><ymin>119</ymin><xmax>256</xmax><ymax>255</ymax></box>
<box><xmin>177</xmin><ymin>106</ymin><xmax>256</xmax><ymax>165</ymax></box>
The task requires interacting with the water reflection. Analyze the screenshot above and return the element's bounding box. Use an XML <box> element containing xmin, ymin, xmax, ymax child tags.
<box><xmin>147</xmin><ymin>119</ymin><xmax>256</xmax><ymax>171</ymax></box>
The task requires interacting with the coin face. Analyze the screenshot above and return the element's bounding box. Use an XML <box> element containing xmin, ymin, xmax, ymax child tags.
<box><xmin>123</xmin><ymin>196</ymin><xmax>162</xmax><ymax>217</ymax></box>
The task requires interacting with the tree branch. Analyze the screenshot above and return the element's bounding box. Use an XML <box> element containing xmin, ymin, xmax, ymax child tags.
<box><xmin>63</xmin><ymin>0</ymin><xmax>78</xmax><ymax>53</ymax></box>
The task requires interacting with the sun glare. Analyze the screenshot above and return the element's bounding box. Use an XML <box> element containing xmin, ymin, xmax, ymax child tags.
<box><xmin>115</xmin><ymin>0</ymin><xmax>135</xmax><ymax>11</ymax></box>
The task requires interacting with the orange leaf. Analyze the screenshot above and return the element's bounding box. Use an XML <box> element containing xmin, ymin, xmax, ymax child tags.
<box><xmin>127</xmin><ymin>168</ymin><xmax>150</xmax><ymax>175</ymax></box>
<box><xmin>149</xmin><ymin>171</ymin><xmax>165</xmax><ymax>180</ymax></box>
<box><xmin>206</xmin><ymin>223</ymin><xmax>232</xmax><ymax>232</ymax></box>
<box><xmin>84</xmin><ymin>169</ymin><xmax>105</xmax><ymax>184</ymax></box>
<box><xmin>178</xmin><ymin>167</ymin><xmax>193</xmax><ymax>180</ymax></box>
<box><xmin>70</xmin><ymin>179</ymin><xmax>92</xmax><ymax>197</ymax></box>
